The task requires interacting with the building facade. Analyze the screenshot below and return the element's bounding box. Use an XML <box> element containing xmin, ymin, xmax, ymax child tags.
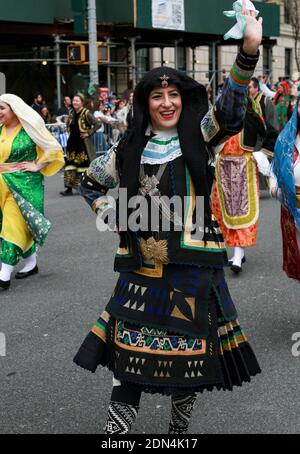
<box><xmin>270</xmin><ymin>0</ymin><xmax>300</xmax><ymax>81</ymax></box>
<box><xmin>0</xmin><ymin>0</ymin><xmax>282</xmax><ymax>108</ymax></box>
<box><xmin>213</xmin><ymin>1</ymin><xmax>300</xmax><ymax>85</ymax></box>
<box><xmin>149</xmin><ymin>1</ymin><xmax>298</xmax><ymax>87</ymax></box>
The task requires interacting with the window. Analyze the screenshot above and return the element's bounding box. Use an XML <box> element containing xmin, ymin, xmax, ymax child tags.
<box><xmin>263</xmin><ymin>46</ymin><xmax>273</xmax><ymax>77</ymax></box>
<box><xmin>136</xmin><ymin>48</ymin><xmax>150</xmax><ymax>80</ymax></box>
<box><xmin>285</xmin><ymin>48</ymin><xmax>292</xmax><ymax>78</ymax></box>
<box><xmin>284</xmin><ymin>2</ymin><xmax>291</xmax><ymax>25</ymax></box>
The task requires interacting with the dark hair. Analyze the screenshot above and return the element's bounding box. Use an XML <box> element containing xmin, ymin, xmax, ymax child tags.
<box><xmin>116</xmin><ymin>99</ymin><xmax>127</xmax><ymax>110</ymax></box>
<box><xmin>41</xmin><ymin>105</ymin><xmax>51</xmax><ymax>122</ymax></box>
<box><xmin>250</xmin><ymin>77</ymin><xmax>260</xmax><ymax>90</ymax></box>
<box><xmin>94</xmin><ymin>100</ymin><xmax>102</xmax><ymax>111</ymax></box>
<box><xmin>117</xmin><ymin>66</ymin><xmax>213</xmax><ymax>237</ymax></box>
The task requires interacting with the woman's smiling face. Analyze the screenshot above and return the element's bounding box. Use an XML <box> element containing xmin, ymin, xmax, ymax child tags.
<box><xmin>148</xmin><ymin>84</ymin><xmax>182</xmax><ymax>131</ymax></box>
<box><xmin>0</xmin><ymin>102</ymin><xmax>18</xmax><ymax>126</ymax></box>
<box><xmin>72</xmin><ymin>96</ymin><xmax>84</xmax><ymax>112</ymax></box>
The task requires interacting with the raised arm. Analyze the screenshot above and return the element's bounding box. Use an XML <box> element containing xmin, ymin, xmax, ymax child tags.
<box><xmin>201</xmin><ymin>1</ymin><xmax>262</xmax><ymax>147</ymax></box>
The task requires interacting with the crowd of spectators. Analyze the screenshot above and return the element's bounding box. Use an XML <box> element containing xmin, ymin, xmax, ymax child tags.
<box><xmin>29</xmin><ymin>88</ymin><xmax>134</xmax><ymax>155</ymax></box>
<box><xmin>31</xmin><ymin>71</ymin><xmax>300</xmax><ymax>155</ymax></box>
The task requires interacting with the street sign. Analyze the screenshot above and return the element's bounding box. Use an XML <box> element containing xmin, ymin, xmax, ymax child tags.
<box><xmin>74</xmin><ymin>15</ymin><xmax>88</xmax><ymax>35</ymax></box>
<box><xmin>0</xmin><ymin>73</ymin><xmax>6</xmax><ymax>94</ymax></box>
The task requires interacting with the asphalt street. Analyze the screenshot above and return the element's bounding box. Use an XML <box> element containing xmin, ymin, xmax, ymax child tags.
<box><xmin>0</xmin><ymin>171</ymin><xmax>299</xmax><ymax>434</ymax></box>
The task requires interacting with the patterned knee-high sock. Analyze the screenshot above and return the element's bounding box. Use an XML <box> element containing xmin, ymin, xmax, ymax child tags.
<box><xmin>103</xmin><ymin>401</ymin><xmax>139</xmax><ymax>434</ymax></box>
<box><xmin>168</xmin><ymin>394</ymin><xmax>197</xmax><ymax>434</ymax></box>
<box><xmin>103</xmin><ymin>382</ymin><xmax>141</xmax><ymax>434</ymax></box>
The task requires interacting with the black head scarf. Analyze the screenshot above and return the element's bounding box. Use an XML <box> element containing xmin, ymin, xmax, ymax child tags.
<box><xmin>117</xmin><ymin>66</ymin><xmax>212</xmax><ymax>229</ymax></box>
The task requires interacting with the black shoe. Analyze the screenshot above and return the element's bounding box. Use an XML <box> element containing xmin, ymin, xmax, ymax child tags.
<box><xmin>0</xmin><ymin>279</ymin><xmax>10</xmax><ymax>291</ymax></box>
<box><xmin>60</xmin><ymin>188</ymin><xmax>73</xmax><ymax>196</ymax></box>
<box><xmin>15</xmin><ymin>265</ymin><xmax>39</xmax><ymax>280</ymax></box>
<box><xmin>230</xmin><ymin>261</ymin><xmax>244</xmax><ymax>274</ymax></box>
<box><xmin>228</xmin><ymin>256</ymin><xmax>246</xmax><ymax>267</ymax></box>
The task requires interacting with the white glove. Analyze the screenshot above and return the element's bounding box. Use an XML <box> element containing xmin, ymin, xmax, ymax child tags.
<box><xmin>253</xmin><ymin>151</ymin><xmax>272</xmax><ymax>177</ymax></box>
<box><xmin>223</xmin><ymin>0</ymin><xmax>259</xmax><ymax>40</ymax></box>
<box><xmin>260</xmin><ymin>83</ymin><xmax>276</xmax><ymax>99</ymax></box>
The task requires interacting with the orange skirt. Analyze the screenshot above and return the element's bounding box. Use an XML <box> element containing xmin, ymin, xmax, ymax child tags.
<box><xmin>212</xmin><ymin>135</ymin><xmax>259</xmax><ymax>248</ymax></box>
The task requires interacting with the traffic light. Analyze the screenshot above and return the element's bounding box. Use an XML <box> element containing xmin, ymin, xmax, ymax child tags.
<box><xmin>67</xmin><ymin>42</ymin><xmax>110</xmax><ymax>65</ymax></box>
<box><xmin>97</xmin><ymin>42</ymin><xmax>110</xmax><ymax>63</ymax></box>
<box><xmin>67</xmin><ymin>44</ymin><xmax>87</xmax><ymax>64</ymax></box>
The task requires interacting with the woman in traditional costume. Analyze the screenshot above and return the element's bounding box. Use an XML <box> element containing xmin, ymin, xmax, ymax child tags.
<box><xmin>74</xmin><ymin>6</ymin><xmax>262</xmax><ymax>434</ymax></box>
<box><xmin>60</xmin><ymin>93</ymin><xmax>101</xmax><ymax>196</ymax></box>
<box><xmin>274</xmin><ymin>81</ymin><xmax>290</xmax><ymax>108</ymax></box>
<box><xmin>269</xmin><ymin>96</ymin><xmax>300</xmax><ymax>282</ymax></box>
<box><xmin>0</xmin><ymin>94</ymin><xmax>64</xmax><ymax>291</ymax></box>
<box><xmin>211</xmin><ymin>78</ymin><xmax>278</xmax><ymax>274</ymax></box>
<box><xmin>276</xmin><ymin>82</ymin><xmax>297</xmax><ymax>131</ymax></box>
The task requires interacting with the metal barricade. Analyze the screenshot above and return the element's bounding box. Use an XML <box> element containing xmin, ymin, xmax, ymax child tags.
<box><xmin>46</xmin><ymin>122</ymin><xmax>111</xmax><ymax>157</ymax></box>
<box><xmin>93</xmin><ymin>129</ymin><xmax>109</xmax><ymax>156</ymax></box>
<box><xmin>46</xmin><ymin>123</ymin><xmax>69</xmax><ymax>156</ymax></box>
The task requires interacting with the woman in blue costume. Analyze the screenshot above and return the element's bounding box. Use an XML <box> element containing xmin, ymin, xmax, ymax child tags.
<box><xmin>269</xmin><ymin>95</ymin><xmax>300</xmax><ymax>282</ymax></box>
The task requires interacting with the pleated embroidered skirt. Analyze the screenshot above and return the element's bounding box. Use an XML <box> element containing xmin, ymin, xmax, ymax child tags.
<box><xmin>74</xmin><ymin>264</ymin><xmax>261</xmax><ymax>395</ymax></box>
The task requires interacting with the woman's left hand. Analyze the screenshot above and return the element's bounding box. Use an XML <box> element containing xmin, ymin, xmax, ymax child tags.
<box><xmin>18</xmin><ymin>160</ymin><xmax>43</xmax><ymax>172</ymax></box>
<box><xmin>242</xmin><ymin>0</ymin><xmax>263</xmax><ymax>55</ymax></box>
<box><xmin>80</xmin><ymin>132</ymin><xmax>89</xmax><ymax>138</ymax></box>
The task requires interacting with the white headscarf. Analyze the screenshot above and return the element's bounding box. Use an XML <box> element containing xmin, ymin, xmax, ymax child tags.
<box><xmin>0</xmin><ymin>93</ymin><xmax>64</xmax><ymax>175</ymax></box>
<box><xmin>0</xmin><ymin>93</ymin><xmax>63</xmax><ymax>158</ymax></box>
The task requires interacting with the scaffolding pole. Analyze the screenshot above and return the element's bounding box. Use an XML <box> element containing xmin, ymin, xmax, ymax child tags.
<box><xmin>87</xmin><ymin>0</ymin><xmax>99</xmax><ymax>86</ymax></box>
<box><xmin>106</xmin><ymin>38</ymin><xmax>111</xmax><ymax>91</ymax></box>
<box><xmin>54</xmin><ymin>35</ymin><xmax>62</xmax><ymax>109</ymax></box>
<box><xmin>0</xmin><ymin>72</ymin><xmax>6</xmax><ymax>94</ymax></box>
<box><xmin>211</xmin><ymin>42</ymin><xmax>217</xmax><ymax>104</ymax></box>
<box><xmin>192</xmin><ymin>47</ymin><xmax>196</xmax><ymax>80</ymax></box>
<box><xmin>174</xmin><ymin>40</ymin><xmax>179</xmax><ymax>70</ymax></box>
<box><xmin>130</xmin><ymin>37</ymin><xmax>137</xmax><ymax>88</ymax></box>
<box><xmin>160</xmin><ymin>47</ymin><xmax>164</xmax><ymax>66</ymax></box>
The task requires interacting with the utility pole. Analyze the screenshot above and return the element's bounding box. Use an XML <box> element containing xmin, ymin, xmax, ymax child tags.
<box><xmin>87</xmin><ymin>0</ymin><xmax>99</xmax><ymax>86</ymax></box>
